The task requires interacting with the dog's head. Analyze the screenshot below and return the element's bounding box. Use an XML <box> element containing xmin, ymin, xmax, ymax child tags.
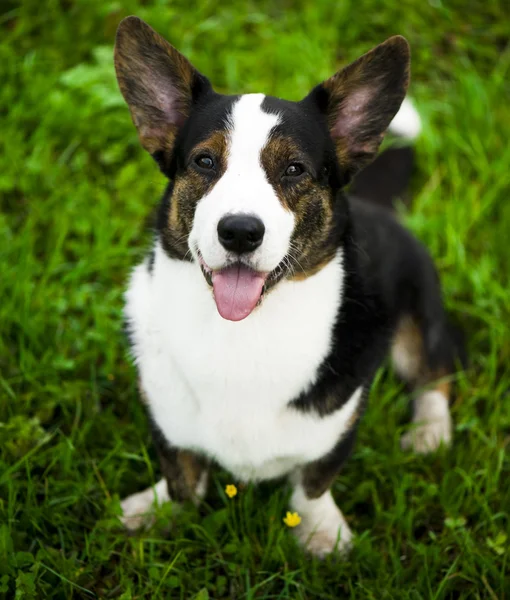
<box><xmin>115</xmin><ymin>17</ymin><xmax>409</xmax><ymax>321</ymax></box>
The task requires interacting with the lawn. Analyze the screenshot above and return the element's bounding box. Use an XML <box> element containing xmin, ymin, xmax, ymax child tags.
<box><xmin>1</xmin><ymin>0</ymin><xmax>509</xmax><ymax>598</ymax></box>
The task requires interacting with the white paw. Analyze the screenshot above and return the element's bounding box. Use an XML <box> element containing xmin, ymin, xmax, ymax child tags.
<box><xmin>290</xmin><ymin>486</ymin><xmax>353</xmax><ymax>558</ymax></box>
<box><xmin>120</xmin><ymin>496</ymin><xmax>155</xmax><ymax>531</ymax></box>
<box><xmin>401</xmin><ymin>418</ymin><xmax>452</xmax><ymax>453</ymax></box>
<box><xmin>401</xmin><ymin>390</ymin><xmax>452</xmax><ymax>454</ymax></box>
<box><xmin>119</xmin><ymin>479</ymin><xmax>170</xmax><ymax>531</ymax></box>
<box><xmin>294</xmin><ymin>520</ymin><xmax>353</xmax><ymax>558</ymax></box>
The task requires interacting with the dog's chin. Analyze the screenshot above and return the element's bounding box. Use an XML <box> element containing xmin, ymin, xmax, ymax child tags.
<box><xmin>198</xmin><ymin>253</ymin><xmax>288</xmax><ymax>322</ymax></box>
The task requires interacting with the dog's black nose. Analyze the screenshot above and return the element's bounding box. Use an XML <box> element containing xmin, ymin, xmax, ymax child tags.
<box><xmin>217</xmin><ymin>215</ymin><xmax>265</xmax><ymax>254</ymax></box>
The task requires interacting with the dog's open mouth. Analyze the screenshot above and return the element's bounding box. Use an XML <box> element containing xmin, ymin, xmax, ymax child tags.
<box><xmin>215</xmin><ymin>264</ymin><xmax>267</xmax><ymax>322</ymax></box>
<box><xmin>199</xmin><ymin>257</ymin><xmax>268</xmax><ymax>322</ymax></box>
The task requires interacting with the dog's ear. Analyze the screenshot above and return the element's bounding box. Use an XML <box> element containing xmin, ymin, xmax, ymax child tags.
<box><xmin>114</xmin><ymin>16</ymin><xmax>211</xmax><ymax>169</ymax></box>
<box><xmin>306</xmin><ymin>36</ymin><xmax>410</xmax><ymax>180</ymax></box>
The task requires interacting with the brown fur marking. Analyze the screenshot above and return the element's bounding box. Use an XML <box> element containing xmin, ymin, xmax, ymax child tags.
<box><xmin>261</xmin><ymin>135</ymin><xmax>338</xmax><ymax>281</ymax></box>
<box><xmin>163</xmin><ymin>129</ymin><xmax>229</xmax><ymax>260</ymax></box>
<box><xmin>392</xmin><ymin>315</ymin><xmax>423</xmax><ymax>381</ymax></box>
<box><xmin>392</xmin><ymin>314</ymin><xmax>452</xmax><ymax>400</ymax></box>
<box><xmin>436</xmin><ymin>379</ymin><xmax>451</xmax><ymax>398</ymax></box>
<box><xmin>158</xmin><ymin>448</ymin><xmax>208</xmax><ymax>503</ymax></box>
<box><xmin>260</xmin><ymin>137</ymin><xmax>304</xmax><ymax>210</ymax></box>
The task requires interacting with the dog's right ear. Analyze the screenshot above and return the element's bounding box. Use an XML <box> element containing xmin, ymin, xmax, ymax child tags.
<box><xmin>114</xmin><ymin>16</ymin><xmax>211</xmax><ymax>169</ymax></box>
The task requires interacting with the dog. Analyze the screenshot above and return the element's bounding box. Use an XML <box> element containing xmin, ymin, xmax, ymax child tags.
<box><xmin>114</xmin><ymin>16</ymin><xmax>461</xmax><ymax>557</ymax></box>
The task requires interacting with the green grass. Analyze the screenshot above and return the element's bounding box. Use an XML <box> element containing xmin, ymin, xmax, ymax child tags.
<box><xmin>1</xmin><ymin>0</ymin><xmax>509</xmax><ymax>597</ymax></box>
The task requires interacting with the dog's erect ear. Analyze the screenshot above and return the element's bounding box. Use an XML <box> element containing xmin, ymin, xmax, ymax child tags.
<box><xmin>114</xmin><ymin>16</ymin><xmax>211</xmax><ymax>168</ymax></box>
<box><xmin>307</xmin><ymin>36</ymin><xmax>410</xmax><ymax>179</ymax></box>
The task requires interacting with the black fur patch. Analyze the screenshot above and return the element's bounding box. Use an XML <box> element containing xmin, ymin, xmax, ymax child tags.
<box><xmin>349</xmin><ymin>146</ymin><xmax>415</xmax><ymax>210</ymax></box>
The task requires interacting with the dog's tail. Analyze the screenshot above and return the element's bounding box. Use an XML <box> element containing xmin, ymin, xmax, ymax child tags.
<box><xmin>349</xmin><ymin>98</ymin><xmax>422</xmax><ymax>210</ymax></box>
<box><xmin>387</xmin><ymin>97</ymin><xmax>422</xmax><ymax>141</ymax></box>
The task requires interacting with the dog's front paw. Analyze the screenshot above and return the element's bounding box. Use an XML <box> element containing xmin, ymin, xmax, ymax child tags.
<box><xmin>119</xmin><ymin>479</ymin><xmax>170</xmax><ymax>531</ymax></box>
<box><xmin>289</xmin><ymin>486</ymin><xmax>354</xmax><ymax>558</ymax></box>
<box><xmin>294</xmin><ymin>519</ymin><xmax>353</xmax><ymax>558</ymax></box>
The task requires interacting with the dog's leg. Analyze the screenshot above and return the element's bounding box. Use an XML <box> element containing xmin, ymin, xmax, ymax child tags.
<box><xmin>290</xmin><ymin>481</ymin><xmax>353</xmax><ymax>558</ymax></box>
<box><xmin>400</xmin><ymin>386</ymin><xmax>452</xmax><ymax>453</ymax></box>
<box><xmin>289</xmin><ymin>428</ymin><xmax>357</xmax><ymax>557</ymax></box>
<box><xmin>120</xmin><ymin>447</ymin><xmax>208</xmax><ymax>531</ymax></box>
<box><xmin>120</xmin><ymin>477</ymin><xmax>170</xmax><ymax>531</ymax></box>
<box><xmin>158</xmin><ymin>447</ymin><xmax>209</xmax><ymax>506</ymax></box>
<box><xmin>392</xmin><ymin>313</ymin><xmax>459</xmax><ymax>453</ymax></box>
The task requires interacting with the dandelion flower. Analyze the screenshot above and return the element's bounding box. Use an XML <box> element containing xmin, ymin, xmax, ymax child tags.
<box><xmin>283</xmin><ymin>511</ymin><xmax>301</xmax><ymax>527</ymax></box>
<box><xmin>225</xmin><ymin>484</ymin><xmax>237</xmax><ymax>498</ymax></box>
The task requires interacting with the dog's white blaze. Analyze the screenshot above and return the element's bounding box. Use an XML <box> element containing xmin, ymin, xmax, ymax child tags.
<box><xmin>125</xmin><ymin>242</ymin><xmax>357</xmax><ymax>482</ymax></box>
<box><xmin>189</xmin><ymin>93</ymin><xmax>294</xmax><ymax>272</ymax></box>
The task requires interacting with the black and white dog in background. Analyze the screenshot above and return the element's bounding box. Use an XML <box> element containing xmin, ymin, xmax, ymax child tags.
<box><xmin>114</xmin><ymin>17</ymin><xmax>460</xmax><ymax>557</ymax></box>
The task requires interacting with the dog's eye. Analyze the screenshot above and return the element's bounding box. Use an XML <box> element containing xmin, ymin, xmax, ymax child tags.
<box><xmin>284</xmin><ymin>163</ymin><xmax>304</xmax><ymax>177</ymax></box>
<box><xmin>195</xmin><ymin>154</ymin><xmax>214</xmax><ymax>170</ymax></box>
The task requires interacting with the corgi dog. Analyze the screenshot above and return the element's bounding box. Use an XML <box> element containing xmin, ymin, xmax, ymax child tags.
<box><xmin>114</xmin><ymin>16</ymin><xmax>460</xmax><ymax>557</ymax></box>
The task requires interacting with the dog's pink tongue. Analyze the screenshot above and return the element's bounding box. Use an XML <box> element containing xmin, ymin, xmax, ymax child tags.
<box><xmin>212</xmin><ymin>264</ymin><xmax>266</xmax><ymax>321</ymax></box>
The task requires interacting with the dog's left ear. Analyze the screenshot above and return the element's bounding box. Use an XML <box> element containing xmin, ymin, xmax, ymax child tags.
<box><xmin>306</xmin><ymin>36</ymin><xmax>410</xmax><ymax>180</ymax></box>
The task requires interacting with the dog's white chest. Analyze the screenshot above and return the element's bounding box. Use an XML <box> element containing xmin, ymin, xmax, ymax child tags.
<box><xmin>125</xmin><ymin>245</ymin><xmax>361</xmax><ymax>481</ymax></box>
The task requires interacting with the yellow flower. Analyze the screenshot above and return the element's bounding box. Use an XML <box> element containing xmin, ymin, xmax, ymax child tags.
<box><xmin>283</xmin><ymin>511</ymin><xmax>302</xmax><ymax>528</ymax></box>
<box><xmin>225</xmin><ymin>484</ymin><xmax>237</xmax><ymax>498</ymax></box>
